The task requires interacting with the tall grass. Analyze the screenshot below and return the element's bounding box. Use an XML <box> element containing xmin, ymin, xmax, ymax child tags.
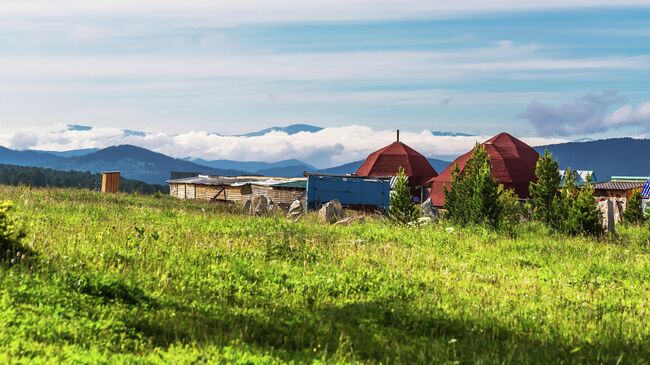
<box><xmin>0</xmin><ymin>185</ymin><xmax>648</xmax><ymax>364</ymax></box>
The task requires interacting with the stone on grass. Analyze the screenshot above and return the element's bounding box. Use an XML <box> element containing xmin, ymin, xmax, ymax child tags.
<box><xmin>421</xmin><ymin>198</ymin><xmax>439</xmax><ymax>220</ymax></box>
<box><xmin>318</xmin><ymin>200</ymin><xmax>345</xmax><ymax>224</ymax></box>
<box><xmin>251</xmin><ymin>195</ymin><xmax>270</xmax><ymax>216</ymax></box>
<box><xmin>334</xmin><ymin>217</ymin><xmax>354</xmax><ymax>226</ymax></box>
<box><xmin>287</xmin><ymin>200</ymin><xmax>304</xmax><ymax>218</ymax></box>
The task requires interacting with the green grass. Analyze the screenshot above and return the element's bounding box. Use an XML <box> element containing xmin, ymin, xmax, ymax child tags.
<box><xmin>0</xmin><ymin>185</ymin><xmax>649</xmax><ymax>364</ymax></box>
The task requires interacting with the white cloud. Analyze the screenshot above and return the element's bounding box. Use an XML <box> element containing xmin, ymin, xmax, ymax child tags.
<box><xmin>0</xmin><ymin>124</ymin><xmax>566</xmax><ymax>167</ymax></box>
<box><xmin>606</xmin><ymin>101</ymin><xmax>650</xmax><ymax>127</ymax></box>
<box><xmin>0</xmin><ymin>0</ymin><xmax>648</xmax><ymax>25</ymax></box>
<box><xmin>0</xmin><ymin>50</ymin><xmax>647</xmax><ymax>83</ymax></box>
<box><xmin>520</xmin><ymin>91</ymin><xmax>650</xmax><ymax>136</ymax></box>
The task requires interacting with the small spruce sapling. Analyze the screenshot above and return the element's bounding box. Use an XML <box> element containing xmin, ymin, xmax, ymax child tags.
<box><xmin>530</xmin><ymin>149</ymin><xmax>562</xmax><ymax>228</ymax></box>
<box><xmin>622</xmin><ymin>190</ymin><xmax>645</xmax><ymax>226</ymax></box>
<box><xmin>389</xmin><ymin>167</ymin><xmax>419</xmax><ymax>224</ymax></box>
<box><xmin>444</xmin><ymin>144</ymin><xmax>503</xmax><ymax>228</ymax></box>
<box><xmin>566</xmin><ymin>175</ymin><xmax>602</xmax><ymax>236</ymax></box>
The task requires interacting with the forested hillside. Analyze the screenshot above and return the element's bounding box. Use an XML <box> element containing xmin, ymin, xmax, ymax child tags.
<box><xmin>0</xmin><ymin>164</ymin><xmax>167</xmax><ymax>194</ymax></box>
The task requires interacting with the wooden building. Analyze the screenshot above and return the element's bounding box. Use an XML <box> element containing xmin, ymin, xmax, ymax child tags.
<box><xmin>249</xmin><ymin>181</ymin><xmax>307</xmax><ymax>210</ymax></box>
<box><xmin>592</xmin><ymin>181</ymin><xmax>644</xmax><ymax>199</ymax></box>
<box><xmin>167</xmin><ymin>175</ymin><xmax>306</xmax><ymax>208</ymax></box>
<box><xmin>101</xmin><ymin>171</ymin><xmax>121</xmax><ymax>193</ymax></box>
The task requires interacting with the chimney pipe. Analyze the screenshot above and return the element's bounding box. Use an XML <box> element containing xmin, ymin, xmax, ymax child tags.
<box><xmin>397</xmin><ymin>129</ymin><xmax>400</xmax><ymax>142</ymax></box>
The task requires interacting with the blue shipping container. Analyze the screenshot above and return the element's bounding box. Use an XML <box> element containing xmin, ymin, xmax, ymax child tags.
<box><xmin>306</xmin><ymin>174</ymin><xmax>391</xmax><ymax>211</ymax></box>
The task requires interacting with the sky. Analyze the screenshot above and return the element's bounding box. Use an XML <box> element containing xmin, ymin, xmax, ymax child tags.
<box><xmin>0</xmin><ymin>0</ymin><xmax>649</xmax><ymax>165</ymax></box>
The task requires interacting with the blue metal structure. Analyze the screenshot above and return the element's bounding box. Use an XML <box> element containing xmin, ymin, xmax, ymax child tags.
<box><xmin>306</xmin><ymin>174</ymin><xmax>391</xmax><ymax>211</ymax></box>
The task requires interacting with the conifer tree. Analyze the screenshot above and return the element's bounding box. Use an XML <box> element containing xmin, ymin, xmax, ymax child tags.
<box><xmin>444</xmin><ymin>144</ymin><xmax>502</xmax><ymax>228</ymax></box>
<box><xmin>557</xmin><ymin>168</ymin><xmax>576</xmax><ymax>230</ymax></box>
<box><xmin>389</xmin><ymin>167</ymin><xmax>418</xmax><ymax>224</ymax></box>
<box><xmin>443</xmin><ymin>163</ymin><xmax>464</xmax><ymax>224</ymax></box>
<box><xmin>564</xmin><ymin>175</ymin><xmax>602</xmax><ymax>236</ymax></box>
<box><xmin>622</xmin><ymin>190</ymin><xmax>645</xmax><ymax>225</ymax></box>
<box><xmin>530</xmin><ymin>149</ymin><xmax>562</xmax><ymax>228</ymax></box>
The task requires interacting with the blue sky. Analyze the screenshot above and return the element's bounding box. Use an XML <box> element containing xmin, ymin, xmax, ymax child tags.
<box><xmin>0</xmin><ymin>0</ymin><xmax>649</xmax><ymax>157</ymax></box>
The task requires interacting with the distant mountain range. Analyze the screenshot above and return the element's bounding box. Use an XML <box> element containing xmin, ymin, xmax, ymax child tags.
<box><xmin>1</xmin><ymin>137</ymin><xmax>648</xmax><ymax>185</ymax></box>
<box><xmin>185</xmin><ymin>158</ymin><xmax>316</xmax><ymax>172</ymax></box>
<box><xmin>536</xmin><ymin>138</ymin><xmax>650</xmax><ymax>181</ymax></box>
<box><xmin>0</xmin><ymin>145</ymin><xmax>247</xmax><ymax>185</ymax></box>
<box><xmin>28</xmin><ymin>148</ymin><xmax>100</xmax><ymax>158</ymax></box>
<box><xmin>318</xmin><ymin>158</ymin><xmax>451</xmax><ymax>175</ymax></box>
<box><xmin>431</xmin><ymin>131</ymin><xmax>475</xmax><ymax>137</ymax></box>
<box><xmin>235</xmin><ymin>124</ymin><xmax>323</xmax><ymax>137</ymax></box>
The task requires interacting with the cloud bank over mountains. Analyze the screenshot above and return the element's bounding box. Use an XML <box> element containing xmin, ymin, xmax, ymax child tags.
<box><xmin>0</xmin><ymin>124</ymin><xmax>565</xmax><ymax>168</ymax></box>
<box><xmin>519</xmin><ymin>91</ymin><xmax>650</xmax><ymax>137</ymax></box>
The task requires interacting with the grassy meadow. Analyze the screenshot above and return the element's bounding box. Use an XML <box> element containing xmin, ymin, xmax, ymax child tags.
<box><xmin>1</xmin><ymin>185</ymin><xmax>649</xmax><ymax>364</ymax></box>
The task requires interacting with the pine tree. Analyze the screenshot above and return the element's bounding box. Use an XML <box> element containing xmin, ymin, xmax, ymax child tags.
<box><xmin>530</xmin><ymin>149</ymin><xmax>562</xmax><ymax>228</ymax></box>
<box><xmin>565</xmin><ymin>175</ymin><xmax>602</xmax><ymax>236</ymax></box>
<box><xmin>622</xmin><ymin>190</ymin><xmax>645</xmax><ymax>225</ymax></box>
<box><xmin>444</xmin><ymin>144</ymin><xmax>503</xmax><ymax>228</ymax></box>
<box><xmin>389</xmin><ymin>167</ymin><xmax>418</xmax><ymax>224</ymax></box>
<box><xmin>443</xmin><ymin>163</ymin><xmax>465</xmax><ymax>224</ymax></box>
<box><xmin>557</xmin><ymin>167</ymin><xmax>576</xmax><ymax>231</ymax></box>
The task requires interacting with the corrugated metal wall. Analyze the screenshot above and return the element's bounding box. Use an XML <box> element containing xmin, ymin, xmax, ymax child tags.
<box><xmin>306</xmin><ymin>175</ymin><xmax>390</xmax><ymax>210</ymax></box>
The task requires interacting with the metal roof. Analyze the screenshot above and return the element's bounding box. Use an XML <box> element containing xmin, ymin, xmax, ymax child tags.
<box><xmin>356</xmin><ymin>141</ymin><xmax>437</xmax><ymax>188</ymax></box>
<box><xmin>167</xmin><ymin>175</ymin><xmax>306</xmax><ymax>189</ymax></box>
<box><xmin>430</xmin><ymin>132</ymin><xmax>539</xmax><ymax>206</ymax></box>
<box><xmin>270</xmin><ymin>180</ymin><xmax>307</xmax><ymax>189</ymax></box>
<box><xmin>611</xmin><ymin>176</ymin><xmax>648</xmax><ymax>183</ymax></box>
<box><xmin>593</xmin><ymin>181</ymin><xmax>644</xmax><ymax>191</ymax></box>
<box><xmin>166</xmin><ymin>176</ymin><xmax>242</xmax><ymax>185</ymax></box>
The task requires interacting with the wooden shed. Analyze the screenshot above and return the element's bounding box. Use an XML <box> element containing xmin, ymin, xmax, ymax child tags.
<box><xmin>167</xmin><ymin>175</ymin><xmax>306</xmax><ymax>208</ymax></box>
<box><xmin>168</xmin><ymin>176</ymin><xmax>251</xmax><ymax>202</ymax></box>
<box><xmin>249</xmin><ymin>180</ymin><xmax>307</xmax><ymax>209</ymax></box>
<box><xmin>101</xmin><ymin>171</ymin><xmax>121</xmax><ymax>193</ymax></box>
<box><xmin>592</xmin><ymin>181</ymin><xmax>644</xmax><ymax>199</ymax></box>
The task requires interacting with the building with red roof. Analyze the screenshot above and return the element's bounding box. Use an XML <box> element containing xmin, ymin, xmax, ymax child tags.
<box><xmin>356</xmin><ymin>131</ymin><xmax>438</xmax><ymax>202</ymax></box>
<box><xmin>429</xmin><ymin>132</ymin><xmax>539</xmax><ymax>207</ymax></box>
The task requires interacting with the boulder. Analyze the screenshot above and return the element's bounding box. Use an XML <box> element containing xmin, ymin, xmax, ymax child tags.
<box><xmin>421</xmin><ymin>198</ymin><xmax>439</xmax><ymax>220</ymax></box>
<box><xmin>598</xmin><ymin>199</ymin><xmax>616</xmax><ymax>234</ymax></box>
<box><xmin>242</xmin><ymin>199</ymin><xmax>252</xmax><ymax>214</ymax></box>
<box><xmin>251</xmin><ymin>195</ymin><xmax>270</xmax><ymax>216</ymax></box>
<box><xmin>267</xmin><ymin>199</ymin><xmax>284</xmax><ymax>215</ymax></box>
<box><xmin>318</xmin><ymin>200</ymin><xmax>345</xmax><ymax>224</ymax></box>
<box><xmin>287</xmin><ymin>200</ymin><xmax>304</xmax><ymax>218</ymax></box>
<box><xmin>334</xmin><ymin>217</ymin><xmax>354</xmax><ymax>226</ymax></box>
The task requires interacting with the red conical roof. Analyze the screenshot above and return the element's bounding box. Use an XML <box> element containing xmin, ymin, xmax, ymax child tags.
<box><xmin>356</xmin><ymin>141</ymin><xmax>438</xmax><ymax>187</ymax></box>
<box><xmin>429</xmin><ymin>132</ymin><xmax>539</xmax><ymax>206</ymax></box>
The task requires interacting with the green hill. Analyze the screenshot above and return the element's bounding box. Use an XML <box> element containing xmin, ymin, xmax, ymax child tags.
<box><xmin>0</xmin><ymin>186</ymin><xmax>648</xmax><ymax>363</ymax></box>
<box><xmin>0</xmin><ymin>164</ymin><xmax>167</xmax><ymax>194</ymax></box>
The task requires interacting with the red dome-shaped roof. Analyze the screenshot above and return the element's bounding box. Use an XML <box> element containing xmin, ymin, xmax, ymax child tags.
<box><xmin>356</xmin><ymin>141</ymin><xmax>438</xmax><ymax>187</ymax></box>
<box><xmin>429</xmin><ymin>132</ymin><xmax>539</xmax><ymax>206</ymax></box>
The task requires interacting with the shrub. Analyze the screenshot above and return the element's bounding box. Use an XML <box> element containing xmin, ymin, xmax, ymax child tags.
<box><xmin>530</xmin><ymin>149</ymin><xmax>562</xmax><ymax>228</ymax></box>
<box><xmin>564</xmin><ymin>176</ymin><xmax>602</xmax><ymax>236</ymax></box>
<box><xmin>556</xmin><ymin>168</ymin><xmax>576</xmax><ymax>232</ymax></box>
<box><xmin>0</xmin><ymin>200</ymin><xmax>26</xmax><ymax>261</ymax></box>
<box><xmin>498</xmin><ymin>186</ymin><xmax>526</xmax><ymax>236</ymax></box>
<box><xmin>389</xmin><ymin>167</ymin><xmax>418</xmax><ymax>224</ymax></box>
<box><xmin>444</xmin><ymin>144</ymin><xmax>503</xmax><ymax>228</ymax></box>
<box><xmin>622</xmin><ymin>190</ymin><xmax>645</xmax><ymax>226</ymax></box>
